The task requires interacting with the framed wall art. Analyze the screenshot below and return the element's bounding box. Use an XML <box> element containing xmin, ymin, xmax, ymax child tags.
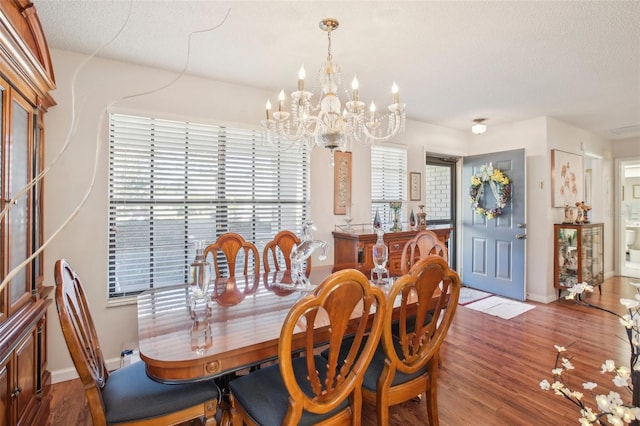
<box><xmin>634</xmin><ymin>184</ymin><xmax>640</xmax><ymax>199</ymax></box>
<box><xmin>333</xmin><ymin>151</ymin><xmax>352</xmax><ymax>215</ymax></box>
<box><xmin>409</xmin><ymin>172</ymin><xmax>421</xmax><ymax>201</ymax></box>
<box><xmin>551</xmin><ymin>149</ymin><xmax>583</xmax><ymax>208</ymax></box>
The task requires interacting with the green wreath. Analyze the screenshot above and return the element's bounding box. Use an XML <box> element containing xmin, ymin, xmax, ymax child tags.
<box><xmin>469</xmin><ymin>164</ymin><xmax>511</xmax><ymax>219</ymax></box>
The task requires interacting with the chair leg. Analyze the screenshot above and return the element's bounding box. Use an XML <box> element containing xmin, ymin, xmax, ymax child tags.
<box><xmin>376</xmin><ymin>365</ymin><xmax>395</xmax><ymax>425</ymax></box>
<box><xmin>426</xmin><ymin>360</ymin><xmax>440</xmax><ymax>426</ymax></box>
<box><xmin>204</xmin><ymin>398</ymin><xmax>219</xmax><ymax>425</ymax></box>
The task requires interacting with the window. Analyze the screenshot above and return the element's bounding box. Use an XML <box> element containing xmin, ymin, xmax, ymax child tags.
<box><xmin>370</xmin><ymin>145</ymin><xmax>407</xmax><ymax>226</ymax></box>
<box><xmin>108</xmin><ymin>113</ymin><xmax>309</xmax><ymax>298</ymax></box>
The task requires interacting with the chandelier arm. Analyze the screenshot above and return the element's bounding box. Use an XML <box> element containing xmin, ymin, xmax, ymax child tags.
<box><xmin>360</xmin><ymin>112</ymin><xmax>403</xmax><ymax>142</ymax></box>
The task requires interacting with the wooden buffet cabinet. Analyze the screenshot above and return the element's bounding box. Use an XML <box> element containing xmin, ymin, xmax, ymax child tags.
<box><xmin>332</xmin><ymin>227</ymin><xmax>452</xmax><ymax>276</ymax></box>
<box><xmin>0</xmin><ymin>2</ymin><xmax>56</xmax><ymax>425</ymax></box>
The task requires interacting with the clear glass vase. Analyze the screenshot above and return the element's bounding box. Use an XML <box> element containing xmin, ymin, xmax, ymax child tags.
<box><xmin>190</xmin><ymin>240</ymin><xmax>211</xmax><ymax>300</ymax></box>
<box><xmin>371</xmin><ymin>229</ymin><xmax>389</xmax><ymax>285</ymax></box>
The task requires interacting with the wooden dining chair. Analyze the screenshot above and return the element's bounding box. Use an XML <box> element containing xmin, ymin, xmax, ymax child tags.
<box><xmin>54</xmin><ymin>259</ymin><xmax>220</xmax><ymax>426</ymax></box>
<box><xmin>205</xmin><ymin>232</ymin><xmax>260</xmax><ymax>278</ymax></box>
<box><xmin>395</xmin><ymin>230</ymin><xmax>449</xmax><ymax>339</ymax></box>
<box><xmin>366</xmin><ymin>255</ymin><xmax>460</xmax><ymax>425</ymax></box>
<box><xmin>263</xmin><ymin>230</ymin><xmax>311</xmax><ymax>275</ymax></box>
<box><xmin>400</xmin><ymin>230</ymin><xmax>449</xmax><ymax>274</ymax></box>
<box><xmin>228</xmin><ymin>269</ymin><xmax>386</xmax><ymax>425</ymax></box>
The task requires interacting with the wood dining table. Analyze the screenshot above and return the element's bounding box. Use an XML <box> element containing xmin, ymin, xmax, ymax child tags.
<box><xmin>137</xmin><ymin>265</ymin><xmax>384</xmax><ymax>384</ymax></box>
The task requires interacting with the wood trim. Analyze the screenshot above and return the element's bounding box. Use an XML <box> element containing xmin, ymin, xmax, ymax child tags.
<box><xmin>0</xmin><ymin>1</ymin><xmax>55</xmax><ymax>109</ymax></box>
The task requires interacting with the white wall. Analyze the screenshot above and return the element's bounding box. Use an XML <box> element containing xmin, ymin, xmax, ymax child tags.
<box><xmin>43</xmin><ymin>49</ymin><xmax>471</xmax><ymax>380</ymax></box>
<box><xmin>43</xmin><ymin>48</ymin><xmax>617</xmax><ymax>381</ymax></box>
<box><xmin>612</xmin><ymin>137</ymin><xmax>640</xmax><ymax>158</ymax></box>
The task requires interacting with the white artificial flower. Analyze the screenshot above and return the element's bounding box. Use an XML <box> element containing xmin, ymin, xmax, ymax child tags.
<box><xmin>552</xmin><ymin>368</ymin><xmax>564</xmax><ymax>375</ymax></box>
<box><xmin>554</xmin><ymin>345</ymin><xmax>567</xmax><ymax>352</ymax></box>
<box><xmin>583</xmin><ymin>382</ymin><xmax>598</xmax><ymax>390</ymax></box>
<box><xmin>596</xmin><ymin>394</ymin><xmax>611</xmax><ymax>411</ymax></box>
<box><xmin>612</xmin><ymin>405</ymin><xmax>626</xmax><ymax>418</ymax></box>
<box><xmin>619</xmin><ymin>315</ymin><xmax>633</xmax><ymax>328</ymax></box>
<box><xmin>602</xmin><ymin>360</ymin><xmax>616</xmax><ymax>373</ymax></box>
<box><xmin>617</xmin><ymin>366</ymin><xmax>631</xmax><ymax>378</ymax></box>
<box><xmin>540</xmin><ymin>379</ymin><xmax>551</xmax><ymax>390</ymax></box>
<box><xmin>629</xmin><ymin>281</ymin><xmax>640</xmax><ymax>289</ymax></box>
<box><xmin>606</xmin><ymin>413</ymin><xmax>624</xmax><ymax>426</ymax></box>
<box><xmin>613</xmin><ymin>375</ymin><xmax>630</xmax><ymax>387</ymax></box>
<box><xmin>581</xmin><ymin>407</ymin><xmax>597</xmax><ymax>422</ymax></box>
<box><xmin>578</xmin><ymin>418</ymin><xmax>591</xmax><ymax>426</ymax></box>
<box><xmin>571</xmin><ymin>390</ymin><xmax>584</xmax><ymax>400</ymax></box>
<box><xmin>621</xmin><ymin>407</ymin><xmax>637</xmax><ymax>423</ymax></box>
<box><xmin>562</xmin><ymin>357</ymin><xmax>575</xmax><ymax>370</ymax></box>
<box><xmin>621</xmin><ymin>298</ymin><xmax>640</xmax><ymax>309</ymax></box>
<box><xmin>607</xmin><ymin>391</ymin><xmax>624</xmax><ymax>406</ymax></box>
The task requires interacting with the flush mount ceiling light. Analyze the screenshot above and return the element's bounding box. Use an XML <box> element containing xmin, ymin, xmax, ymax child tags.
<box><xmin>261</xmin><ymin>18</ymin><xmax>406</xmax><ymax>165</ymax></box>
<box><xmin>471</xmin><ymin>118</ymin><xmax>487</xmax><ymax>135</ymax></box>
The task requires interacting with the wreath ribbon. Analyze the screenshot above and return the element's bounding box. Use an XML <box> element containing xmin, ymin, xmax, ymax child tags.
<box><xmin>469</xmin><ymin>163</ymin><xmax>511</xmax><ymax>219</ymax></box>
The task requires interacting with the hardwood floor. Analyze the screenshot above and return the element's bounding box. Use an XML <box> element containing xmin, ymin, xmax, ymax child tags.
<box><xmin>46</xmin><ymin>276</ymin><xmax>637</xmax><ymax>425</ymax></box>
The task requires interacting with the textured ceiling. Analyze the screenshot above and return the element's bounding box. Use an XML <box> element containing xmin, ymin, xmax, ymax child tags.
<box><xmin>33</xmin><ymin>0</ymin><xmax>640</xmax><ymax>139</ymax></box>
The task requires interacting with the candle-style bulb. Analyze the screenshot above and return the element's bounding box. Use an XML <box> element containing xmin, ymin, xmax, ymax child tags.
<box><xmin>351</xmin><ymin>76</ymin><xmax>359</xmax><ymax>101</ymax></box>
<box><xmin>298</xmin><ymin>65</ymin><xmax>305</xmax><ymax>91</ymax></box>
<box><xmin>369</xmin><ymin>101</ymin><xmax>376</xmax><ymax>113</ymax></box>
<box><xmin>278</xmin><ymin>89</ymin><xmax>285</xmax><ymax>111</ymax></box>
<box><xmin>392</xmin><ymin>82</ymin><xmax>399</xmax><ymax>104</ymax></box>
<box><xmin>266</xmin><ymin>99</ymin><xmax>271</xmax><ymax>120</ymax></box>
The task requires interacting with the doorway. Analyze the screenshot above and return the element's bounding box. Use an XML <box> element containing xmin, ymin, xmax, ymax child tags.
<box><xmin>424</xmin><ymin>155</ymin><xmax>457</xmax><ymax>270</ymax></box>
<box><xmin>618</xmin><ymin>157</ymin><xmax>640</xmax><ymax>279</ymax></box>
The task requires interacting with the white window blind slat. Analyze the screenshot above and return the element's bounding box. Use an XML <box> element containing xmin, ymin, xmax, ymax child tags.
<box><xmin>370</xmin><ymin>145</ymin><xmax>407</xmax><ymax>227</ymax></box>
<box><xmin>108</xmin><ymin>113</ymin><xmax>310</xmax><ymax>298</ymax></box>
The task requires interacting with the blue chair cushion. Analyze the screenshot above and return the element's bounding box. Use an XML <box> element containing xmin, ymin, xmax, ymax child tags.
<box><xmin>103</xmin><ymin>361</ymin><xmax>219</xmax><ymax>424</ymax></box>
<box><xmin>391</xmin><ymin>310</ymin><xmax>434</xmax><ymax>336</ymax></box>
<box><xmin>229</xmin><ymin>355</ymin><xmax>349</xmax><ymax>426</ymax></box>
<box><xmin>321</xmin><ymin>336</ymin><xmax>427</xmax><ymax>393</ymax></box>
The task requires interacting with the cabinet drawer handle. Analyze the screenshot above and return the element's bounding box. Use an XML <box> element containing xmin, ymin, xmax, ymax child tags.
<box><xmin>10</xmin><ymin>386</ymin><xmax>22</xmax><ymax>398</ymax></box>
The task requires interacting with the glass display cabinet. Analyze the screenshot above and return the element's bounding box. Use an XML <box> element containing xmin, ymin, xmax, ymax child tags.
<box><xmin>553</xmin><ymin>223</ymin><xmax>604</xmax><ymax>297</ymax></box>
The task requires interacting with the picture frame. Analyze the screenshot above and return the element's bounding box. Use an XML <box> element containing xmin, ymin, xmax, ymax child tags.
<box><xmin>333</xmin><ymin>151</ymin><xmax>352</xmax><ymax>215</ymax></box>
<box><xmin>551</xmin><ymin>149</ymin><xmax>583</xmax><ymax>207</ymax></box>
<box><xmin>409</xmin><ymin>172</ymin><xmax>421</xmax><ymax>201</ymax></box>
<box><xmin>634</xmin><ymin>184</ymin><xmax>640</xmax><ymax>199</ymax></box>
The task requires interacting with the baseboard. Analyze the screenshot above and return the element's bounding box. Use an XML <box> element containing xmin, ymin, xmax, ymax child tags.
<box><xmin>51</xmin><ymin>356</ymin><xmax>121</xmax><ymax>384</ymax></box>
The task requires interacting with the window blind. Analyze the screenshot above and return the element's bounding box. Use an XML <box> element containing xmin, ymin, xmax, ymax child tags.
<box><xmin>370</xmin><ymin>145</ymin><xmax>407</xmax><ymax>227</ymax></box>
<box><xmin>108</xmin><ymin>113</ymin><xmax>309</xmax><ymax>298</ymax></box>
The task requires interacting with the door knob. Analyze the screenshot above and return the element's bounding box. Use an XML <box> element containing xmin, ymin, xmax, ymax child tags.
<box><xmin>517</xmin><ymin>223</ymin><xmax>527</xmax><ymax>228</ymax></box>
<box><xmin>516</xmin><ymin>234</ymin><xmax>527</xmax><ymax>239</ymax></box>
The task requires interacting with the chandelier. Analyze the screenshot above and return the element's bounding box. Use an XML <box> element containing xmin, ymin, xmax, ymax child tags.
<box><xmin>261</xmin><ymin>18</ymin><xmax>406</xmax><ymax>165</ymax></box>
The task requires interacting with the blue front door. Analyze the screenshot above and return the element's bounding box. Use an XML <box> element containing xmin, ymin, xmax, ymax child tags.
<box><xmin>462</xmin><ymin>149</ymin><xmax>526</xmax><ymax>300</ymax></box>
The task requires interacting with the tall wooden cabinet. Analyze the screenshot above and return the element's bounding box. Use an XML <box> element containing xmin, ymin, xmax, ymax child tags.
<box><xmin>0</xmin><ymin>2</ymin><xmax>55</xmax><ymax>424</ymax></box>
<box><xmin>553</xmin><ymin>223</ymin><xmax>604</xmax><ymax>296</ymax></box>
